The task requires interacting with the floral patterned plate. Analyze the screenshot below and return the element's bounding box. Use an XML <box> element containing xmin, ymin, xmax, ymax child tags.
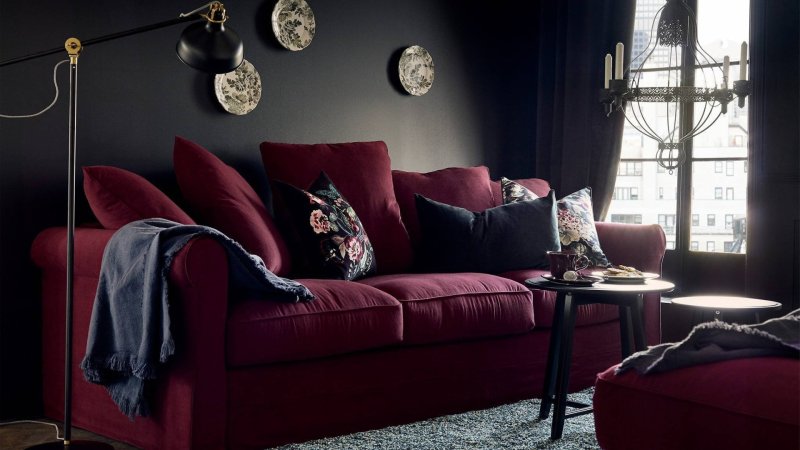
<box><xmin>214</xmin><ymin>59</ymin><xmax>261</xmax><ymax>115</ymax></box>
<box><xmin>272</xmin><ymin>0</ymin><xmax>316</xmax><ymax>51</ymax></box>
<box><xmin>541</xmin><ymin>274</ymin><xmax>603</xmax><ymax>286</ymax></box>
<box><xmin>399</xmin><ymin>45</ymin><xmax>434</xmax><ymax>96</ymax></box>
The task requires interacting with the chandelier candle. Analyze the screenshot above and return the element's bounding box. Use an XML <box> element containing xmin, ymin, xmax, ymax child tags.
<box><xmin>614</xmin><ymin>42</ymin><xmax>624</xmax><ymax>79</ymax></box>
<box><xmin>740</xmin><ymin>41</ymin><xmax>748</xmax><ymax>80</ymax></box>
<box><xmin>723</xmin><ymin>56</ymin><xmax>730</xmax><ymax>88</ymax></box>
<box><xmin>604</xmin><ymin>54</ymin><xmax>612</xmax><ymax>88</ymax></box>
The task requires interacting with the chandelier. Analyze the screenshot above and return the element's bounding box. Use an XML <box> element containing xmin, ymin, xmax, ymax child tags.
<box><xmin>600</xmin><ymin>0</ymin><xmax>751</xmax><ymax>173</ymax></box>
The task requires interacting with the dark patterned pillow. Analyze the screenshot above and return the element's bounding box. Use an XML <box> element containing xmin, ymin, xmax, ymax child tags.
<box><xmin>276</xmin><ymin>172</ymin><xmax>377</xmax><ymax>280</ymax></box>
<box><xmin>501</xmin><ymin>178</ymin><xmax>610</xmax><ymax>267</ymax></box>
<box><xmin>500</xmin><ymin>176</ymin><xmax>539</xmax><ymax>203</ymax></box>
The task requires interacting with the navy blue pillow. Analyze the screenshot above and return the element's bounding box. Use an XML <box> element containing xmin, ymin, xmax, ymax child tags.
<box><xmin>415</xmin><ymin>190</ymin><xmax>560</xmax><ymax>273</ymax></box>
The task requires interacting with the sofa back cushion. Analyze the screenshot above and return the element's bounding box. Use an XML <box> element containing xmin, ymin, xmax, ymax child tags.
<box><xmin>174</xmin><ymin>136</ymin><xmax>291</xmax><ymax>276</ymax></box>
<box><xmin>392</xmin><ymin>166</ymin><xmax>496</xmax><ymax>251</ymax></box>
<box><xmin>260</xmin><ymin>141</ymin><xmax>412</xmax><ymax>274</ymax></box>
<box><xmin>83</xmin><ymin>165</ymin><xmax>195</xmax><ymax>229</ymax></box>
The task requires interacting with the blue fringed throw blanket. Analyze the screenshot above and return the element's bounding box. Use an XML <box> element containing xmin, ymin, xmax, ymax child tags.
<box><xmin>80</xmin><ymin>218</ymin><xmax>314</xmax><ymax>418</ymax></box>
<box><xmin>617</xmin><ymin>308</ymin><xmax>800</xmax><ymax>375</ymax></box>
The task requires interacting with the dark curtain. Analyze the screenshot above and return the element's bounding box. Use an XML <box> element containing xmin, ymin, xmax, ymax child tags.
<box><xmin>532</xmin><ymin>0</ymin><xmax>636</xmax><ymax>220</ymax></box>
<box><xmin>745</xmin><ymin>0</ymin><xmax>800</xmax><ymax>309</ymax></box>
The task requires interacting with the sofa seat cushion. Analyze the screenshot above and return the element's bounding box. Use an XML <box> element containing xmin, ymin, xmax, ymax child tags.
<box><xmin>499</xmin><ymin>269</ymin><xmax>619</xmax><ymax>328</ymax></box>
<box><xmin>358</xmin><ymin>273</ymin><xmax>533</xmax><ymax>345</ymax></box>
<box><xmin>226</xmin><ymin>279</ymin><xmax>402</xmax><ymax>367</ymax></box>
<box><xmin>594</xmin><ymin>357</ymin><xmax>800</xmax><ymax>450</ymax></box>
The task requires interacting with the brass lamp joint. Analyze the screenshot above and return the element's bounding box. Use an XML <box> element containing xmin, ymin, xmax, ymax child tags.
<box><xmin>202</xmin><ymin>2</ymin><xmax>228</xmax><ymax>24</ymax></box>
<box><xmin>65</xmin><ymin>37</ymin><xmax>81</xmax><ymax>64</ymax></box>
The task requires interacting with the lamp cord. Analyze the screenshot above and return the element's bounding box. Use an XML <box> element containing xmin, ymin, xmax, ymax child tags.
<box><xmin>0</xmin><ymin>419</ymin><xmax>64</xmax><ymax>441</ymax></box>
<box><xmin>0</xmin><ymin>59</ymin><xmax>68</xmax><ymax>119</ymax></box>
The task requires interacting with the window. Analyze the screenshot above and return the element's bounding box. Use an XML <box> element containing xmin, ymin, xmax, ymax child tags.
<box><xmin>707</xmin><ymin>241</ymin><xmax>715</xmax><ymax>252</ymax></box>
<box><xmin>658</xmin><ymin>214</ymin><xmax>676</xmax><ymax>235</ymax></box>
<box><xmin>725</xmin><ymin>214</ymin><xmax>733</xmax><ymax>229</ymax></box>
<box><xmin>667</xmin><ymin>241</ymin><xmax>675</xmax><ymax>250</ymax></box>
<box><xmin>606</xmin><ymin>0</ymin><xmax>749</xmax><ymax>259</ymax></box>
<box><xmin>613</xmin><ymin>187</ymin><xmax>640</xmax><ymax>200</ymax></box>
<box><xmin>724</xmin><ymin>241</ymin><xmax>734</xmax><ymax>252</ymax></box>
<box><xmin>690</xmin><ymin>241</ymin><xmax>699</xmax><ymax>251</ymax></box>
<box><xmin>618</xmin><ymin>161</ymin><xmax>643</xmax><ymax>176</ymax></box>
<box><xmin>611</xmin><ymin>214</ymin><xmax>643</xmax><ymax>224</ymax></box>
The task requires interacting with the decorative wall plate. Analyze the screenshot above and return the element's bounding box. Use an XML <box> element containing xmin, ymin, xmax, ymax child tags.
<box><xmin>272</xmin><ymin>0</ymin><xmax>316</xmax><ymax>51</ymax></box>
<box><xmin>398</xmin><ymin>45</ymin><xmax>434</xmax><ymax>96</ymax></box>
<box><xmin>214</xmin><ymin>59</ymin><xmax>262</xmax><ymax>115</ymax></box>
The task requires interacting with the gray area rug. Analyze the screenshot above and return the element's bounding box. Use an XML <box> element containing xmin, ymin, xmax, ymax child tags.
<box><xmin>275</xmin><ymin>389</ymin><xmax>598</xmax><ymax>450</ymax></box>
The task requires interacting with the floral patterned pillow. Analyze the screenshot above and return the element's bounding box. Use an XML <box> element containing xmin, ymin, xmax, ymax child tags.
<box><xmin>501</xmin><ymin>178</ymin><xmax>610</xmax><ymax>267</ymax></box>
<box><xmin>276</xmin><ymin>172</ymin><xmax>377</xmax><ymax>280</ymax></box>
<box><xmin>500</xmin><ymin>177</ymin><xmax>539</xmax><ymax>203</ymax></box>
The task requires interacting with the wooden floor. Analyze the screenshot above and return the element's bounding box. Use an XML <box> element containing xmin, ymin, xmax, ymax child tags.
<box><xmin>0</xmin><ymin>420</ymin><xmax>139</xmax><ymax>450</ymax></box>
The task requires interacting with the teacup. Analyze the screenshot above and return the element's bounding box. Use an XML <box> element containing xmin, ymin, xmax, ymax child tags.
<box><xmin>546</xmin><ymin>250</ymin><xmax>590</xmax><ymax>279</ymax></box>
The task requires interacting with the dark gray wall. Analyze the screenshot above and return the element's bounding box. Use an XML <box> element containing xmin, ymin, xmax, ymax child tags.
<box><xmin>0</xmin><ymin>1</ymin><xmax>537</xmax><ymax>417</ymax></box>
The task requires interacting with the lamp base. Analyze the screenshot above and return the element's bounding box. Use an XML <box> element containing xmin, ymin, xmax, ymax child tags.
<box><xmin>26</xmin><ymin>440</ymin><xmax>114</xmax><ymax>449</ymax></box>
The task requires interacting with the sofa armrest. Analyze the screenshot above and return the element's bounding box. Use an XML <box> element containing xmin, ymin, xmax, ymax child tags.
<box><xmin>595</xmin><ymin>222</ymin><xmax>667</xmax><ymax>345</ymax></box>
<box><xmin>595</xmin><ymin>222</ymin><xmax>666</xmax><ymax>274</ymax></box>
<box><xmin>31</xmin><ymin>227</ymin><xmax>231</xmax><ymax>450</ymax></box>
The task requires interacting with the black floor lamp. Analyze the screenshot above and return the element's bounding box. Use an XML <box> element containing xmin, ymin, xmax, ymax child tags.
<box><xmin>0</xmin><ymin>2</ymin><xmax>243</xmax><ymax>448</ymax></box>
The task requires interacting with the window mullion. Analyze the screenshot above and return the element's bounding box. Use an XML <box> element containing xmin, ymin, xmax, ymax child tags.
<box><xmin>675</xmin><ymin>0</ymin><xmax>698</xmax><ymax>256</ymax></box>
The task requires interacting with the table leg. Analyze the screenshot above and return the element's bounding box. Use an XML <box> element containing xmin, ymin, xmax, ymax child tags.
<box><xmin>551</xmin><ymin>293</ymin><xmax>578</xmax><ymax>440</ymax></box>
<box><xmin>631</xmin><ymin>293</ymin><xmax>647</xmax><ymax>352</ymax></box>
<box><xmin>618</xmin><ymin>305</ymin><xmax>632</xmax><ymax>359</ymax></box>
<box><xmin>539</xmin><ymin>291</ymin><xmax>566</xmax><ymax>420</ymax></box>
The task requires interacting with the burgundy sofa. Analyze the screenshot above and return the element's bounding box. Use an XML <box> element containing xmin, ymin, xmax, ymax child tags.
<box><xmin>31</xmin><ymin>139</ymin><xmax>667</xmax><ymax>450</ymax></box>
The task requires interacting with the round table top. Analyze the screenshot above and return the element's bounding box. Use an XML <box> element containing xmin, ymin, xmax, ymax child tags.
<box><xmin>671</xmin><ymin>296</ymin><xmax>781</xmax><ymax>310</ymax></box>
<box><xmin>525</xmin><ymin>276</ymin><xmax>674</xmax><ymax>295</ymax></box>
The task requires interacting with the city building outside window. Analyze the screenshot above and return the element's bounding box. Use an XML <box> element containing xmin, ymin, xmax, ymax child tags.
<box><xmin>691</xmin><ymin>241</ymin><xmax>699</xmax><ymax>251</ymax></box>
<box><xmin>707</xmin><ymin>241</ymin><xmax>715</xmax><ymax>252</ymax></box>
<box><xmin>725</xmin><ymin>214</ymin><xmax>733</xmax><ymax>229</ymax></box>
<box><xmin>605</xmin><ymin>0</ymin><xmax>749</xmax><ymax>255</ymax></box>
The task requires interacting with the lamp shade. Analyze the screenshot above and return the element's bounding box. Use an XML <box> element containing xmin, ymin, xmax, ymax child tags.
<box><xmin>176</xmin><ymin>20</ymin><xmax>243</xmax><ymax>73</ymax></box>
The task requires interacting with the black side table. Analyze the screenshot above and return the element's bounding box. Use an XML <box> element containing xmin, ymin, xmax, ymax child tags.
<box><xmin>525</xmin><ymin>277</ymin><xmax>675</xmax><ymax>440</ymax></box>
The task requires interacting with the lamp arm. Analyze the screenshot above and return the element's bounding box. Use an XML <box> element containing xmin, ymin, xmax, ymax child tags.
<box><xmin>0</xmin><ymin>14</ymin><xmax>198</xmax><ymax>68</ymax></box>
